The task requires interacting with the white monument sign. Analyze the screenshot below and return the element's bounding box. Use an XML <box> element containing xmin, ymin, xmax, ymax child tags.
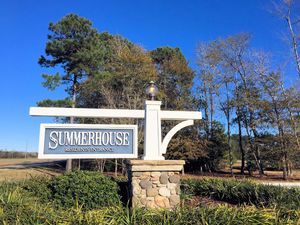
<box><xmin>38</xmin><ymin>124</ymin><xmax>137</xmax><ymax>159</ymax></box>
<box><xmin>30</xmin><ymin>100</ymin><xmax>202</xmax><ymax>160</ymax></box>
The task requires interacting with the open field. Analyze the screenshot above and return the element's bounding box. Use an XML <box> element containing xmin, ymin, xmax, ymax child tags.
<box><xmin>0</xmin><ymin>158</ymin><xmax>54</xmax><ymax>166</ymax></box>
<box><xmin>0</xmin><ymin>158</ymin><xmax>65</xmax><ymax>168</ymax></box>
<box><xmin>0</xmin><ymin>168</ymin><xmax>60</xmax><ymax>182</ymax></box>
<box><xmin>0</xmin><ymin>158</ymin><xmax>64</xmax><ymax>181</ymax></box>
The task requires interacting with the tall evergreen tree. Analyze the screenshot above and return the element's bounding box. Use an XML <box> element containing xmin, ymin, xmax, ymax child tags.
<box><xmin>38</xmin><ymin>14</ymin><xmax>106</xmax><ymax>171</ymax></box>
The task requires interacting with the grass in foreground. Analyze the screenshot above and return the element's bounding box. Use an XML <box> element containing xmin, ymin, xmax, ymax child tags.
<box><xmin>0</xmin><ymin>182</ymin><xmax>298</xmax><ymax>225</ymax></box>
<box><xmin>1</xmin><ymin>174</ymin><xmax>300</xmax><ymax>224</ymax></box>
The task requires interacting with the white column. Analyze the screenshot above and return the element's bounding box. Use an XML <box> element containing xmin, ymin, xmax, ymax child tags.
<box><xmin>142</xmin><ymin>100</ymin><xmax>164</xmax><ymax>160</ymax></box>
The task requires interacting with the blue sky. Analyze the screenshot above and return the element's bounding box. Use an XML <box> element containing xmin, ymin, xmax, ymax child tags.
<box><xmin>0</xmin><ymin>0</ymin><xmax>293</xmax><ymax>152</ymax></box>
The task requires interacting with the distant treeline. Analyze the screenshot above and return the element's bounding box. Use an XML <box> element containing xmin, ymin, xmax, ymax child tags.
<box><xmin>0</xmin><ymin>150</ymin><xmax>37</xmax><ymax>159</ymax></box>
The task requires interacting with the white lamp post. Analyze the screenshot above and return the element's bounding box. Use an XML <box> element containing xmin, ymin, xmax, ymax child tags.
<box><xmin>143</xmin><ymin>81</ymin><xmax>164</xmax><ymax>160</ymax></box>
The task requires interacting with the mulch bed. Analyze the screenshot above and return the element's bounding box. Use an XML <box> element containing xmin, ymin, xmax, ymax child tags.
<box><xmin>184</xmin><ymin>195</ymin><xmax>236</xmax><ymax>207</ymax></box>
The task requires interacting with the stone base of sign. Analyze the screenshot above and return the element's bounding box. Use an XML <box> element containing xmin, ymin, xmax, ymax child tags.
<box><xmin>126</xmin><ymin>160</ymin><xmax>185</xmax><ymax>209</ymax></box>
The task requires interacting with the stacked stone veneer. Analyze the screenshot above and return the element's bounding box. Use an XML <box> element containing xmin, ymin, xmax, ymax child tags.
<box><xmin>127</xmin><ymin>160</ymin><xmax>185</xmax><ymax>209</ymax></box>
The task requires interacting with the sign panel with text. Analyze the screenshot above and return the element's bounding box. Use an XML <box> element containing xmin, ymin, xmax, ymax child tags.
<box><xmin>39</xmin><ymin>124</ymin><xmax>138</xmax><ymax>159</ymax></box>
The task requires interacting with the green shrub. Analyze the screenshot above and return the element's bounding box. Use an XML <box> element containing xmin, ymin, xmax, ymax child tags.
<box><xmin>21</xmin><ymin>171</ymin><xmax>122</xmax><ymax>210</ymax></box>
<box><xmin>50</xmin><ymin>170</ymin><xmax>121</xmax><ymax>209</ymax></box>
<box><xmin>182</xmin><ymin>178</ymin><xmax>300</xmax><ymax>210</ymax></box>
<box><xmin>111</xmin><ymin>176</ymin><xmax>129</xmax><ymax>204</ymax></box>
<box><xmin>22</xmin><ymin>176</ymin><xmax>52</xmax><ymax>202</ymax></box>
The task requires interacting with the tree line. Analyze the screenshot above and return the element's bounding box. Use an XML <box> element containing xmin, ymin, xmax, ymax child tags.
<box><xmin>0</xmin><ymin>150</ymin><xmax>37</xmax><ymax>159</ymax></box>
<box><xmin>38</xmin><ymin>0</ymin><xmax>300</xmax><ymax>179</ymax></box>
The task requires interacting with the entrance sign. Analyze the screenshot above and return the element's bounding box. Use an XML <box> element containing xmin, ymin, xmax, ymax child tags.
<box><xmin>39</xmin><ymin>124</ymin><xmax>137</xmax><ymax>159</ymax></box>
<box><xmin>30</xmin><ymin>100</ymin><xmax>202</xmax><ymax>160</ymax></box>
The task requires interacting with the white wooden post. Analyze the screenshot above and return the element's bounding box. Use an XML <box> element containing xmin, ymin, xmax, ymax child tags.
<box><xmin>142</xmin><ymin>101</ymin><xmax>164</xmax><ymax>160</ymax></box>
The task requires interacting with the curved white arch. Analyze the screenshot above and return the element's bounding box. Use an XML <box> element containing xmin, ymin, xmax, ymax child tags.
<box><xmin>161</xmin><ymin>120</ymin><xmax>194</xmax><ymax>154</ymax></box>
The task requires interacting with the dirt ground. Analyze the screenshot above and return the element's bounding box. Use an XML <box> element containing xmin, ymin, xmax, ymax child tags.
<box><xmin>184</xmin><ymin>195</ymin><xmax>237</xmax><ymax>208</ymax></box>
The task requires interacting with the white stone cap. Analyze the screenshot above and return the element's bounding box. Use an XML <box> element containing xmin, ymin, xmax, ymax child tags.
<box><xmin>144</xmin><ymin>100</ymin><xmax>162</xmax><ymax>106</ymax></box>
<box><xmin>127</xmin><ymin>160</ymin><xmax>185</xmax><ymax>172</ymax></box>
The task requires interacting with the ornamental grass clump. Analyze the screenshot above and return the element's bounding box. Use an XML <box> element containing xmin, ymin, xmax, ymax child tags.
<box><xmin>94</xmin><ymin>205</ymin><xmax>296</xmax><ymax>225</ymax></box>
